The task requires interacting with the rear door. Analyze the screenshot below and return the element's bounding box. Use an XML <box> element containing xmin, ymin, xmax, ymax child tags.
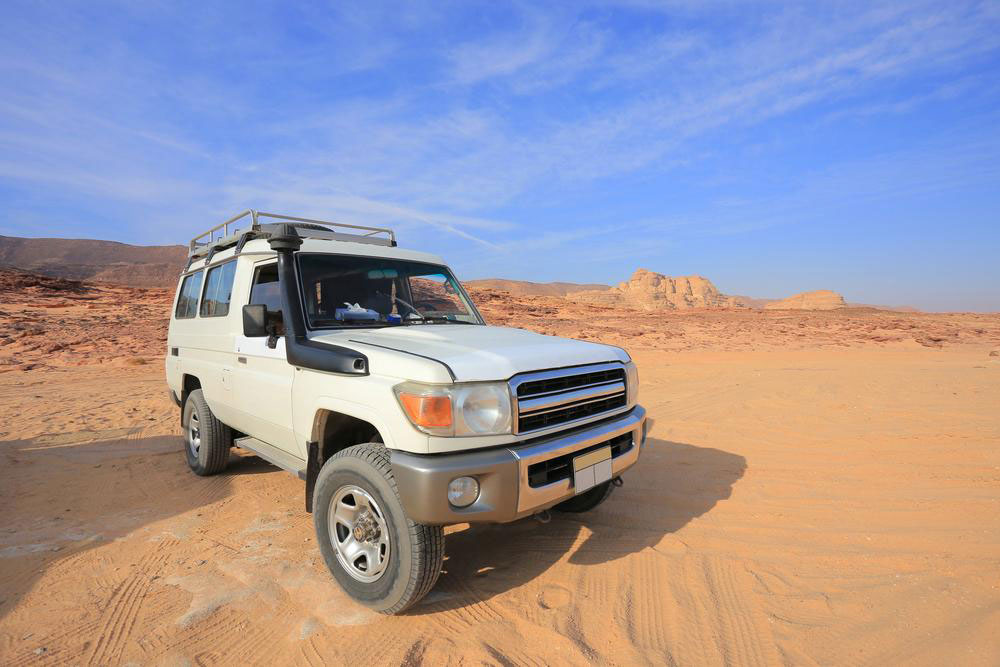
<box><xmin>195</xmin><ymin>259</ymin><xmax>241</xmax><ymax>426</ymax></box>
<box><xmin>232</xmin><ymin>260</ymin><xmax>299</xmax><ymax>456</ymax></box>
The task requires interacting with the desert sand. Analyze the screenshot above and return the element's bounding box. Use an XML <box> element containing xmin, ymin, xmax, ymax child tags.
<box><xmin>1</xmin><ymin>269</ymin><xmax>999</xmax><ymax>665</ymax></box>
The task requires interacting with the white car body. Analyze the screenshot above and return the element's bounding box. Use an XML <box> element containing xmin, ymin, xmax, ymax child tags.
<box><xmin>166</xmin><ymin>218</ymin><xmax>649</xmax><ymax>526</ymax></box>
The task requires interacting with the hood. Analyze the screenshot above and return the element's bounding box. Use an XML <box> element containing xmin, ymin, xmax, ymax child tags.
<box><xmin>311</xmin><ymin>325</ymin><xmax>629</xmax><ymax>382</ymax></box>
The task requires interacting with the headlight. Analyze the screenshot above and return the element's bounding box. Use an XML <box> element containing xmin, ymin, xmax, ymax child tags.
<box><xmin>625</xmin><ymin>361</ymin><xmax>639</xmax><ymax>405</ymax></box>
<box><xmin>394</xmin><ymin>381</ymin><xmax>512</xmax><ymax>436</ymax></box>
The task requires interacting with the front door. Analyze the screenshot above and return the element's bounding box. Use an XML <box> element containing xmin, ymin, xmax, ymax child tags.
<box><xmin>232</xmin><ymin>260</ymin><xmax>299</xmax><ymax>456</ymax></box>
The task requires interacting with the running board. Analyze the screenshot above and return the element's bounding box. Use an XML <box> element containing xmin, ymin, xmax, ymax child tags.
<box><xmin>234</xmin><ymin>436</ymin><xmax>307</xmax><ymax>480</ymax></box>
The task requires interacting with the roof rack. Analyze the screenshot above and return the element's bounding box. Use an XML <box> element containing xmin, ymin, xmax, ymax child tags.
<box><xmin>187</xmin><ymin>210</ymin><xmax>396</xmax><ymax>263</ymax></box>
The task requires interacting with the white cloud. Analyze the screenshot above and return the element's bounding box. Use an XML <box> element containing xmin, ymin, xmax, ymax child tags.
<box><xmin>1</xmin><ymin>0</ymin><xmax>998</xmax><ymax>263</ymax></box>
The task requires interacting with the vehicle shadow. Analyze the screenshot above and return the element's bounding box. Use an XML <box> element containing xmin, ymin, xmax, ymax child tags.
<box><xmin>410</xmin><ymin>437</ymin><xmax>747</xmax><ymax>614</ymax></box>
<box><xmin>0</xmin><ymin>435</ymin><xmax>258</xmax><ymax>624</ymax></box>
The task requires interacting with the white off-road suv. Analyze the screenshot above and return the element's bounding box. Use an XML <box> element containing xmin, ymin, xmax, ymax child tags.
<box><xmin>165</xmin><ymin>210</ymin><xmax>649</xmax><ymax>613</ymax></box>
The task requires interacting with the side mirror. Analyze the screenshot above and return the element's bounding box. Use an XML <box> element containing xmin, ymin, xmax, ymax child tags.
<box><xmin>242</xmin><ymin>304</ymin><xmax>268</xmax><ymax>337</ymax></box>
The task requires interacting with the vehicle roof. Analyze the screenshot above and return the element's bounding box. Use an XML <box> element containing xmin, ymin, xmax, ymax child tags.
<box><xmin>184</xmin><ymin>237</ymin><xmax>447</xmax><ymax>274</ymax></box>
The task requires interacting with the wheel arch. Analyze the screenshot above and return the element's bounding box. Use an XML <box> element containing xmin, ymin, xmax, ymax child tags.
<box><xmin>311</xmin><ymin>408</ymin><xmax>386</xmax><ymax>460</ymax></box>
<box><xmin>181</xmin><ymin>373</ymin><xmax>201</xmax><ymax>406</ymax></box>
<box><xmin>304</xmin><ymin>403</ymin><xmax>395</xmax><ymax>513</ymax></box>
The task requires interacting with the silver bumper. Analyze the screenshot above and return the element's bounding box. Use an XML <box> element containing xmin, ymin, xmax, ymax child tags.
<box><xmin>390</xmin><ymin>406</ymin><xmax>648</xmax><ymax>525</ymax></box>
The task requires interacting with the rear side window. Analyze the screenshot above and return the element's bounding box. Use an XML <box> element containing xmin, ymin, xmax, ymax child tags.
<box><xmin>174</xmin><ymin>271</ymin><xmax>203</xmax><ymax>319</ymax></box>
<box><xmin>200</xmin><ymin>261</ymin><xmax>237</xmax><ymax>317</ymax></box>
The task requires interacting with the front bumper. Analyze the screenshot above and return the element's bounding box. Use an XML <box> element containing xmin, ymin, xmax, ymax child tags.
<box><xmin>390</xmin><ymin>405</ymin><xmax>649</xmax><ymax>525</ymax></box>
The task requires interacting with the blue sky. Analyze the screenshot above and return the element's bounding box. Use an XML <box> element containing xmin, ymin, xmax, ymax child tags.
<box><xmin>1</xmin><ymin>1</ymin><xmax>998</xmax><ymax>310</ymax></box>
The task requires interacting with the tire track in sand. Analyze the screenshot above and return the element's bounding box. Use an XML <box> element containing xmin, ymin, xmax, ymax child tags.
<box><xmin>672</xmin><ymin>554</ymin><xmax>781</xmax><ymax>666</ymax></box>
<box><xmin>81</xmin><ymin>537</ymin><xmax>179</xmax><ymax>665</ymax></box>
<box><xmin>614</xmin><ymin>550</ymin><xmax>676</xmax><ymax>661</ymax></box>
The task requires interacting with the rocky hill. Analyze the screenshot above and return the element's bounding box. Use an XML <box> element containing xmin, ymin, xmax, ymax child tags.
<box><xmin>0</xmin><ymin>235</ymin><xmax>914</xmax><ymax>312</ymax></box>
<box><xmin>764</xmin><ymin>290</ymin><xmax>846</xmax><ymax>310</ymax></box>
<box><xmin>464</xmin><ymin>278</ymin><xmax>610</xmax><ymax>297</ymax></box>
<box><xmin>0</xmin><ymin>235</ymin><xmax>186</xmax><ymax>288</ymax></box>
<box><xmin>570</xmin><ymin>269</ymin><xmax>745</xmax><ymax>310</ymax></box>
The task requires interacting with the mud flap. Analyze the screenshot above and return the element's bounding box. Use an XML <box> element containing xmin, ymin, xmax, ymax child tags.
<box><xmin>305</xmin><ymin>440</ymin><xmax>321</xmax><ymax>513</ymax></box>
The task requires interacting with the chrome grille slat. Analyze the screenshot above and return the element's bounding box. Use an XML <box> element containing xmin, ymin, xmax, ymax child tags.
<box><xmin>519</xmin><ymin>389</ymin><xmax>626</xmax><ymax>417</ymax></box>
<box><xmin>518</xmin><ymin>381</ymin><xmax>625</xmax><ymax>413</ymax></box>
<box><xmin>523</xmin><ymin>377</ymin><xmax>625</xmax><ymax>399</ymax></box>
<box><xmin>510</xmin><ymin>362</ymin><xmax>628</xmax><ymax>434</ymax></box>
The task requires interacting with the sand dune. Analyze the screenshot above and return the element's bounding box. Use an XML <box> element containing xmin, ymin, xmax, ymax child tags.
<box><xmin>1</xmin><ymin>269</ymin><xmax>998</xmax><ymax>664</ymax></box>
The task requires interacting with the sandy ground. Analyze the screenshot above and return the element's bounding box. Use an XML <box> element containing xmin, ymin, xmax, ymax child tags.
<box><xmin>1</xmin><ymin>271</ymin><xmax>999</xmax><ymax>665</ymax></box>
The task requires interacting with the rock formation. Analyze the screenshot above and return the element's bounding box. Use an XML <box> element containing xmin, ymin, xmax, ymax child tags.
<box><xmin>764</xmin><ymin>290</ymin><xmax>846</xmax><ymax>310</ymax></box>
<box><xmin>570</xmin><ymin>269</ymin><xmax>744</xmax><ymax>310</ymax></box>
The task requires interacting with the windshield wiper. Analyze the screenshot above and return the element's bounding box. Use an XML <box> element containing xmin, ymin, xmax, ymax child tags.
<box><xmin>403</xmin><ymin>316</ymin><xmax>472</xmax><ymax>324</ymax></box>
<box><xmin>376</xmin><ymin>291</ymin><xmax>424</xmax><ymax>319</ymax></box>
<box><xmin>312</xmin><ymin>319</ymin><xmax>391</xmax><ymax>328</ymax></box>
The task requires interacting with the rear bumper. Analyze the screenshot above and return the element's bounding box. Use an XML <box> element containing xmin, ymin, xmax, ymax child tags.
<box><xmin>390</xmin><ymin>405</ymin><xmax>648</xmax><ymax>525</ymax></box>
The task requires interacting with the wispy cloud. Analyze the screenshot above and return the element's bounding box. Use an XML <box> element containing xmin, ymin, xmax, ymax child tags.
<box><xmin>0</xmin><ymin>1</ymin><xmax>998</xmax><ymax>306</ymax></box>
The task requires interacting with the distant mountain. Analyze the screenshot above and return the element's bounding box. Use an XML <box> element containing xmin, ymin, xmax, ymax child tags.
<box><xmin>0</xmin><ymin>235</ymin><xmax>921</xmax><ymax>312</ymax></box>
<box><xmin>727</xmin><ymin>294</ymin><xmax>780</xmax><ymax>309</ymax></box>
<box><xmin>764</xmin><ymin>290</ymin><xmax>847</xmax><ymax>310</ymax></box>
<box><xmin>570</xmin><ymin>269</ymin><xmax>746</xmax><ymax>310</ymax></box>
<box><xmin>846</xmin><ymin>302</ymin><xmax>921</xmax><ymax>313</ymax></box>
<box><xmin>464</xmin><ymin>278</ymin><xmax>611</xmax><ymax>297</ymax></box>
<box><xmin>0</xmin><ymin>235</ymin><xmax>186</xmax><ymax>288</ymax></box>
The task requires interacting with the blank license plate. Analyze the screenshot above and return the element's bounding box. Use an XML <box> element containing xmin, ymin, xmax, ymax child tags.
<box><xmin>573</xmin><ymin>446</ymin><xmax>612</xmax><ymax>494</ymax></box>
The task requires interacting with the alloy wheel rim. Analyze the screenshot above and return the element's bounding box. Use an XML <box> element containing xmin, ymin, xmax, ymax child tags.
<box><xmin>328</xmin><ymin>484</ymin><xmax>391</xmax><ymax>583</ymax></box>
<box><xmin>187</xmin><ymin>410</ymin><xmax>201</xmax><ymax>458</ymax></box>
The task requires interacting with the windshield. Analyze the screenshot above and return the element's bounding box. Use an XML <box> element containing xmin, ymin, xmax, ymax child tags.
<box><xmin>297</xmin><ymin>253</ymin><xmax>483</xmax><ymax>329</ymax></box>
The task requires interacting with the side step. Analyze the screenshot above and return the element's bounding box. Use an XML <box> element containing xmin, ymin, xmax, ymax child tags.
<box><xmin>234</xmin><ymin>436</ymin><xmax>307</xmax><ymax>480</ymax></box>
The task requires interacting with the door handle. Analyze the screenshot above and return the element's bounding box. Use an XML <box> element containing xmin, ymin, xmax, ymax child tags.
<box><xmin>237</xmin><ymin>356</ymin><xmax>247</xmax><ymax>364</ymax></box>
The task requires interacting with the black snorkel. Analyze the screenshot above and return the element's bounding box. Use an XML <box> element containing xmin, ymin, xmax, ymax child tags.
<box><xmin>268</xmin><ymin>224</ymin><xmax>369</xmax><ymax>376</ymax></box>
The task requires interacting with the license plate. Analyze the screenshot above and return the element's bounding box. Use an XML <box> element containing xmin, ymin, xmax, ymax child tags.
<box><xmin>573</xmin><ymin>446</ymin><xmax>612</xmax><ymax>494</ymax></box>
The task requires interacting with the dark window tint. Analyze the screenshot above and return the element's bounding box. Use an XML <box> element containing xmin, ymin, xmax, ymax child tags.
<box><xmin>200</xmin><ymin>261</ymin><xmax>237</xmax><ymax>317</ymax></box>
<box><xmin>249</xmin><ymin>263</ymin><xmax>283</xmax><ymax>314</ymax></box>
<box><xmin>174</xmin><ymin>271</ymin><xmax>203</xmax><ymax>319</ymax></box>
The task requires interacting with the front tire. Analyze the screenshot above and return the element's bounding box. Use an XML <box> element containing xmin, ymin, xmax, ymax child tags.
<box><xmin>313</xmin><ymin>443</ymin><xmax>444</xmax><ymax>614</ymax></box>
<box><xmin>182</xmin><ymin>389</ymin><xmax>232</xmax><ymax>476</ymax></box>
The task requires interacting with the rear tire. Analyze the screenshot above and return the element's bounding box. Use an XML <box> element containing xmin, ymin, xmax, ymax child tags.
<box><xmin>313</xmin><ymin>443</ymin><xmax>444</xmax><ymax>614</ymax></box>
<box><xmin>182</xmin><ymin>389</ymin><xmax>232</xmax><ymax>476</ymax></box>
<box><xmin>554</xmin><ymin>480</ymin><xmax>614</xmax><ymax>513</ymax></box>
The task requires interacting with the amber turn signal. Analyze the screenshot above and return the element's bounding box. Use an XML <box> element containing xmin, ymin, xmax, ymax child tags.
<box><xmin>398</xmin><ymin>392</ymin><xmax>453</xmax><ymax>429</ymax></box>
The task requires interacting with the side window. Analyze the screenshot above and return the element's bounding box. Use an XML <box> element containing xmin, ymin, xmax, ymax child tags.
<box><xmin>174</xmin><ymin>271</ymin><xmax>203</xmax><ymax>319</ymax></box>
<box><xmin>249</xmin><ymin>263</ymin><xmax>283</xmax><ymax>314</ymax></box>
<box><xmin>200</xmin><ymin>261</ymin><xmax>237</xmax><ymax>317</ymax></box>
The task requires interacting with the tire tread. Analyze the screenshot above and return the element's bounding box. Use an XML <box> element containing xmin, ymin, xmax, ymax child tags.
<box><xmin>186</xmin><ymin>389</ymin><xmax>232</xmax><ymax>476</ymax></box>
<box><xmin>330</xmin><ymin>443</ymin><xmax>445</xmax><ymax>614</ymax></box>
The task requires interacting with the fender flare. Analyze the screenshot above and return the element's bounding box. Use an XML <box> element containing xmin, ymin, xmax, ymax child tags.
<box><xmin>302</xmin><ymin>397</ymin><xmax>401</xmax><ymax>512</ymax></box>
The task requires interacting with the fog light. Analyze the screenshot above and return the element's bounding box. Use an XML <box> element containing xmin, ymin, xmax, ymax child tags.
<box><xmin>447</xmin><ymin>476</ymin><xmax>479</xmax><ymax>508</ymax></box>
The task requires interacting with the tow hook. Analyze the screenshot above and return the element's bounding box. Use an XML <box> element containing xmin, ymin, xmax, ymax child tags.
<box><xmin>534</xmin><ymin>509</ymin><xmax>552</xmax><ymax>524</ymax></box>
<box><xmin>612</xmin><ymin>476</ymin><xmax>624</xmax><ymax>488</ymax></box>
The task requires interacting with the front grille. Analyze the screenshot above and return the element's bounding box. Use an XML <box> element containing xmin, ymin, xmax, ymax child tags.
<box><xmin>519</xmin><ymin>394</ymin><xmax>627</xmax><ymax>432</ymax></box>
<box><xmin>512</xmin><ymin>363</ymin><xmax>628</xmax><ymax>433</ymax></box>
<box><xmin>516</xmin><ymin>367</ymin><xmax>624</xmax><ymax>399</ymax></box>
<box><xmin>527</xmin><ymin>432</ymin><xmax>633</xmax><ymax>488</ymax></box>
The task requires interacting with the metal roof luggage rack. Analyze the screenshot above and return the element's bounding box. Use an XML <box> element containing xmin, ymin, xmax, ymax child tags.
<box><xmin>187</xmin><ymin>210</ymin><xmax>396</xmax><ymax>264</ymax></box>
